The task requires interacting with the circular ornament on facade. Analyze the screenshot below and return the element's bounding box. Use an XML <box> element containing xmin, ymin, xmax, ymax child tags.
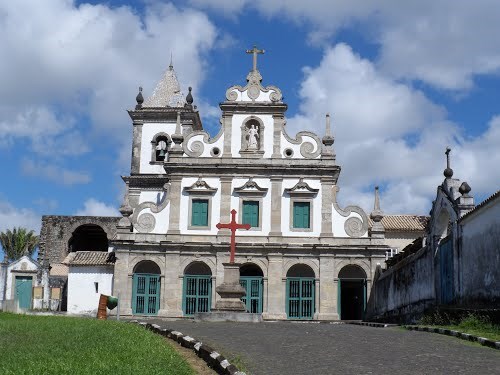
<box><xmin>247</xmin><ymin>85</ymin><xmax>260</xmax><ymax>100</ymax></box>
<box><xmin>137</xmin><ymin>213</ymin><xmax>156</xmax><ymax>233</ymax></box>
<box><xmin>211</xmin><ymin>147</ymin><xmax>221</xmax><ymax>157</ymax></box>
<box><xmin>344</xmin><ymin>216</ymin><xmax>366</xmax><ymax>237</ymax></box>
<box><xmin>284</xmin><ymin>148</ymin><xmax>294</xmax><ymax>158</ymax></box>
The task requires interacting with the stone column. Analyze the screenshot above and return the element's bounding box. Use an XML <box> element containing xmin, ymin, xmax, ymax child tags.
<box><xmin>263</xmin><ymin>277</ymin><xmax>268</xmax><ymax>313</ymax></box>
<box><xmin>42</xmin><ymin>265</ymin><xmax>50</xmax><ymax>310</ymax></box>
<box><xmin>113</xmin><ymin>250</ymin><xmax>132</xmax><ymax>315</ymax></box>
<box><xmin>314</xmin><ymin>279</ymin><xmax>320</xmax><ymax>319</ymax></box>
<box><xmin>262</xmin><ymin>254</ymin><xmax>286</xmax><ymax>320</ymax></box>
<box><xmin>222</xmin><ymin>114</ymin><xmax>232</xmax><ymax>157</ymax></box>
<box><xmin>163</xmin><ymin>251</ymin><xmax>182</xmax><ymax>317</ymax></box>
<box><xmin>217</xmin><ymin>177</ymin><xmax>232</xmax><ymax>235</ymax></box>
<box><xmin>269</xmin><ymin>178</ymin><xmax>283</xmax><ymax>237</ymax></box>
<box><xmin>167</xmin><ymin>176</ymin><xmax>182</xmax><ymax>235</ymax></box>
<box><xmin>271</xmin><ymin>115</ymin><xmax>284</xmax><ymax>158</ymax></box>
<box><xmin>320</xmin><ymin>179</ymin><xmax>334</xmax><ymax>237</ymax></box>
<box><xmin>317</xmin><ymin>255</ymin><xmax>338</xmax><ymax>320</ymax></box>
<box><xmin>131</xmin><ymin>122</ymin><xmax>143</xmax><ymax>175</ymax></box>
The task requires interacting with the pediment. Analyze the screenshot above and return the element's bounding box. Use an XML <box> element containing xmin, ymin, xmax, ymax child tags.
<box><xmin>234</xmin><ymin>178</ymin><xmax>268</xmax><ymax>196</ymax></box>
<box><xmin>183</xmin><ymin>177</ymin><xmax>218</xmax><ymax>195</ymax></box>
<box><xmin>285</xmin><ymin>178</ymin><xmax>319</xmax><ymax>197</ymax></box>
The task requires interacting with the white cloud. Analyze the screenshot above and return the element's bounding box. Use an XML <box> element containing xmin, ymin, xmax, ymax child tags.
<box><xmin>191</xmin><ymin>0</ymin><xmax>500</xmax><ymax>90</ymax></box>
<box><xmin>21</xmin><ymin>159</ymin><xmax>91</xmax><ymax>186</ymax></box>
<box><xmin>287</xmin><ymin>43</ymin><xmax>500</xmax><ymax>214</ymax></box>
<box><xmin>75</xmin><ymin>198</ymin><xmax>120</xmax><ymax>217</ymax></box>
<box><xmin>0</xmin><ymin>199</ymin><xmax>41</xmax><ymax>234</ymax></box>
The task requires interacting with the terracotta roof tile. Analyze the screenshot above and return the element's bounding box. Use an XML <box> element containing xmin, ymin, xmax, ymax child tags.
<box><xmin>369</xmin><ymin>215</ymin><xmax>428</xmax><ymax>232</ymax></box>
<box><xmin>65</xmin><ymin>251</ymin><xmax>115</xmax><ymax>266</ymax></box>
<box><xmin>49</xmin><ymin>263</ymin><xmax>68</xmax><ymax>277</ymax></box>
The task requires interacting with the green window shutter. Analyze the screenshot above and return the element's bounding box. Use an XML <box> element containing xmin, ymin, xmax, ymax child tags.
<box><xmin>192</xmin><ymin>199</ymin><xmax>209</xmax><ymax>226</ymax></box>
<box><xmin>293</xmin><ymin>202</ymin><xmax>310</xmax><ymax>228</ymax></box>
<box><xmin>243</xmin><ymin>201</ymin><xmax>259</xmax><ymax>227</ymax></box>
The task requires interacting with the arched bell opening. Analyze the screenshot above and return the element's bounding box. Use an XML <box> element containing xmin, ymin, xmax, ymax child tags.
<box><xmin>338</xmin><ymin>265</ymin><xmax>367</xmax><ymax>321</ymax></box>
<box><xmin>132</xmin><ymin>260</ymin><xmax>161</xmax><ymax>316</ymax></box>
<box><xmin>183</xmin><ymin>261</ymin><xmax>212</xmax><ymax>316</ymax></box>
<box><xmin>286</xmin><ymin>264</ymin><xmax>315</xmax><ymax>319</ymax></box>
<box><xmin>239</xmin><ymin>263</ymin><xmax>264</xmax><ymax>313</ymax></box>
<box><xmin>68</xmin><ymin>224</ymin><xmax>108</xmax><ymax>253</ymax></box>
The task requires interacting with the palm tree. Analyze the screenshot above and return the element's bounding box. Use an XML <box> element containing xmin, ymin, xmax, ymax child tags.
<box><xmin>0</xmin><ymin>228</ymin><xmax>39</xmax><ymax>262</ymax></box>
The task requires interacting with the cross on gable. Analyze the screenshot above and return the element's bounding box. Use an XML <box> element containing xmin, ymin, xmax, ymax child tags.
<box><xmin>216</xmin><ymin>209</ymin><xmax>250</xmax><ymax>263</ymax></box>
<box><xmin>245</xmin><ymin>45</ymin><xmax>265</xmax><ymax>71</ymax></box>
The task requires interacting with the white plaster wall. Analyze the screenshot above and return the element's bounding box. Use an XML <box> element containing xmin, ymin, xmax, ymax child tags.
<box><xmin>67</xmin><ymin>267</ymin><xmax>113</xmax><ymax>315</ymax></box>
<box><xmin>230</xmin><ymin>114</ymin><xmax>274</xmax><ymax>158</ymax></box>
<box><xmin>230</xmin><ymin>178</ymin><xmax>271</xmax><ymax>236</ymax></box>
<box><xmin>462</xmin><ymin>198</ymin><xmax>499</xmax><ymax>238</ymax></box>
<box><xmin>180</xmin><ymin>177</ymin><xmax>221</xmax><ymax>235</ymax></box>
<box><xmin>183</xmin><ymin>132</ymin><xmax>224</xmax><ymax>158</ymax></box>
<box><xmin>135</xmin><ymin>190</ymin><xmax>170</xmax><ymax>234</ymax></box>
<box><xmin>140</xmin><ymin>122</ymin><xmax>177</xmax><ymax>174</ymax></box>
<box><xmin>280</xmin><ymin>133</ymin><xmax>321</xmax><ymax>160</ymax></box>
<box><xmin>5</xmin><ymin>256</ymin><xmax>38</xmax><ymax>300</ymax></box>
<box><xmin>281</xmin><ymin>178</ymin><xmax>322</xmax><ymax>237</ymax></box>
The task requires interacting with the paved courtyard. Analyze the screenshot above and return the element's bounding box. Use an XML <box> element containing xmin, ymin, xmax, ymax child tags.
<box><xmin>145</xmin><ymin>319</ymin><xmax>500</xmax><ymax>375</ymax></box>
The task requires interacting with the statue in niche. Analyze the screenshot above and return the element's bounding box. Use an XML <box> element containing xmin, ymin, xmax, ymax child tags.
<box><xmin>246</xmin><ymin>124</ymin><xmax>259</xmax><ymax>150</ymax></box>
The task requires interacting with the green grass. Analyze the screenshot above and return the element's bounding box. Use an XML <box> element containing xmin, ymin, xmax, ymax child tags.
<box><xmin>419</xmin><ymin>313</ymin><xmax>500</xmax><ymax>341</ymax></box>
<box><xmin>0</xmin><ymin>313</ymin><xmax>196</xmax><ymax>375</ymax></box>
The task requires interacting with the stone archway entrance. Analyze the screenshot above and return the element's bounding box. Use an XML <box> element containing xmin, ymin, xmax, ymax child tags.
<box><xmin>132</xmin><ymin>260</ymin><xmax>161</xmax><ymax>315</ymax></box>
<box><xmin>240</xmin><ymin>263</ymin><xmax>264</xmax><ymax>313</ymax></box>
<box><xmin>183</xmin><ymin>262</ymin><xmax>212</xmax><ymax>316</ymax></box>
<box><xmin>286</xmin><ymin>264</ymin><xmax>315</xmax><ymax>320</ymax></box>
<box><xmin>338</xmin><ymin>265</ymin><xmax>367</xmax><ymax>320</ymax></box>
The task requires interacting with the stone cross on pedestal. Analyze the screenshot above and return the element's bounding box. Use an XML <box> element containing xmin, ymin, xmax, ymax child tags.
<box><xmin>246</xmin><ymin>45</ymin><xmax>265</xmax><ymax>71</ymax></box>
<box><xmin>216</xmin><ymin>209</ymin><xmax>250</xmax><ymax>263</ymax></box>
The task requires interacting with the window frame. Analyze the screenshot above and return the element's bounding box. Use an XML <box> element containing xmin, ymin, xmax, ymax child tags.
<box><xmin>289</xmin><ymin>198</ymin><xmax>313</xmax><ymax>232</ymax></box>
<box><xmin>239</xmin><ymin>198</ymin><xmax>263</xmax><ymax>231</ymax></box>
<box><xmin>188</xmin><ymin>196</ymin><xmax>211</xmax><ymax>230</ymax></box>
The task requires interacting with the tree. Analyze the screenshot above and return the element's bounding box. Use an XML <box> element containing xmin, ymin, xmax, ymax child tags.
<box><xmin>0</xmin><ymin>227</ymin><xmax>39</xmax><ymax>262</ymax></box>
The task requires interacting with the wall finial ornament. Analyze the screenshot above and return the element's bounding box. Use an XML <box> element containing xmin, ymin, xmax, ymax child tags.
<box><xmin>444</xmin><ymin>147</ymin><xmax>453</xmax><ymax>178</ymax></box>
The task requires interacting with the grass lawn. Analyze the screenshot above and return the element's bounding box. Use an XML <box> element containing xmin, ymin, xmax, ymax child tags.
<box><xmin>0</xmin><ymin>313</ymin><xmax>196</xmax><ymax>375</ymax></box>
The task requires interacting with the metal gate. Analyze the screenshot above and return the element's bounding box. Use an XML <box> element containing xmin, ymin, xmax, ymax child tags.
<box><xmin>240</xmin><ymin>277</ymin><xmax>263</xmax><ymax>313</ymax></box>
<box><xmin>132</xmin><ymin>274</ymin><xmax>160</xmax><ymax>315</ymax></box>
<box><xmin>439</xmin><ymin>236</ymin><xmax>454</xmax><ymax>304</ymax></box>
<box><xmin>183</xmin><ymin>275</ymin><xmax>212</xmax><ymax>316</ymax></box>
<box><xmin>286</xmin><ymin>277</ymin><xmax>315</xmax><ymax>319</ymax></box>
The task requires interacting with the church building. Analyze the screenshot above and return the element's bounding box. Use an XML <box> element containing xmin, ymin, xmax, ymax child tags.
<box><xmin>37</xmin><ymin>48</ymin><xmax>420</xmax><ymax>320</ymax></box>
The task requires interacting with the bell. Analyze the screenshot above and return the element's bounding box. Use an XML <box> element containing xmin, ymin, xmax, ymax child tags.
<box><xmin>159</xmin><ymin>149</ymin><xmax>165</xmax><ymax>157</ymax></box>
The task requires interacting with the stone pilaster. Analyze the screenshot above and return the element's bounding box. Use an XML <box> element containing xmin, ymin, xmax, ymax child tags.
<box><xmin>164</xmin><ymin>251</ymin><xmax>183</xmax><ymax>316</ymax></box>
<box><xmin>269</xmin><ymin>178</ymin><xmax>283</xmax><ymax>237</ymax></box>
<box><xmin>222</xmin><ymin>114</ymin><xmax>232</xmax><ymax>157</ymax></box>
<box><xmin>320</xmin><ymin>179</ymin><xmax>334</xmax><ymax>237</ymax></box>
<box><xmin>217</xmin><ymin>177</ymin><xmax>232</xmax><ymax>235</ymax></box>
<box><xmin>113</xmin><ymin>250</ymin><xmax>132</xmax><ymax>316</ymax></box>
<box><xmin>262</xmin><ymin>254</ymin><xmax>286</xmax><ymax>319</ymax></box>
<box><xmin>272</xmin><ymin>115</ymin><xmax>284</xmax><ymax>158</ymax></box>
<box><xmin>167</xmin><ymin>177</ymin><xmax>182</xmax><ymax>235</ymax></box>
<box><xmin>317</xmin><ymin>255</ymin><xmax>339</xmax><ymax>320</ymax></box>
<box><xmin>131</xmin><ymin>122</ymin><xmax>143</xmax><ymax>175</ymax></box>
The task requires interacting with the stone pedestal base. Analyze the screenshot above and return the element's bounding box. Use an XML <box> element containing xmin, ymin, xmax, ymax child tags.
<box><xmin>195</xmin><ymin>311</ymin><xmax>262</xmax><ymax>322</ymax></box>
<box><xmin>215</xmin><ymin>262</ymin><xmax>246</xmax><ymax>312</ymax></box>
<box><xmin>317</xmin><ymin>312</ymin><xmax>340</xmax><ymax>320</ymax></box>
<box><xmin>261</xmin><ymin>312</ymin><xmax>287</xmax><ymax>320</ymax></box>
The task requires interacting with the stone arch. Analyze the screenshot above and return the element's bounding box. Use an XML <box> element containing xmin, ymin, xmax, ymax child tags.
<box><xmin>63</xmin><ymin>220</ymin><xmax>115</xmax><ymax>254</ymax></box>
<box><xmin>335</xmin><ymin>259</ymin><xmax>371</xmax><ymax>280</ymax></box>
<box><xmin>239</xmin><ymin>258</ymin><xmax>268</xmax><ymax>277</ymax></box>
<box><xmin>338</xmin><ymin>264</ymin><xmax>367</xmax><ymax>279</ymax></box>
<box><xmin>129</xmin><ymin>255</ymin><xmax>165</xmax><ymax>275</ymax></box>
<box><xmin>67</xmin><ymin>224</ymin><xmax>109</xmax><ymax>253</ymax></box>
<box><xmin>283</xmin><ymin>259</ymin><xmax>318</xmax><ymax>278</ymax></box>
<box><xmin>179</xmin><ymin>257</ymin><xmax>216</xmax><ymax>277</ymax></box>
<box><xmin>240</xmin><ymin>115</ymin><xmax>265</xmax><ymax>152</ymax></box>
<box><xmin>184</xmin><ymin>261</ymin><xmax>213</xmax><ymax>276</ymax></box>
<box><xmin>151</xmin><ymin>132</ymin><xmax>172</xmax><ymax>162</ymax></box>
<box><xmin>286</xmin><ymin>263</ymin><xmax>316</xmax><ymax>278</ymax></box>
<box><xmin>133</xmin><ymin>260</ymin><xmax>161</xmax><ymax>274</ymax></box>
<box><xmin>240</xmin><ymin>262</ymin><xmax>264</xmax><ymax>277</ymax></box>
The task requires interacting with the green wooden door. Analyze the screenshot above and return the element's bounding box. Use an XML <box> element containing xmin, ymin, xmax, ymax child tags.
<box><xmin>183</xmin><ymin>276</ymin><xmax>211</xmax><ymax>316</ymax></box>
<box><xmin>240</xmin><ymin>277</ymin><xmax>263</xmax><ymax>313</ymax></box>
<box><xmin>132</xmin><ymin>274</ymin><xmax>160</xmax><ymax>315</ymax></box>
<box><xmin>15</xmin><ymin>276</ymin><xmax>32</xmax><ymax>309</ymax></box>
<box><xmin>286</xmin><ymin>277</ymin><xmax>315</xmax><ymax>319</ymax></box>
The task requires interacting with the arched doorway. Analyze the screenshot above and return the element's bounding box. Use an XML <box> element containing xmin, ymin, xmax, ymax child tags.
<box><xmin>338</xmin><ymin>265</ymin><xmax>367</xmax><ymax>320</ymax></box>
<box><xmin>286</xmin><ymin>264</ymin><xmax>315</xmax><ymax>319</ymax></box>
<box><xmin>132</xmin><ymin>260</ymin><xmax>161</xmax><ymax>315</ymax></box>
<box><xmin>240</xmin><ymin>263</ymin><xmax>264</xmax><ymax>313</ymax></box>
<box><xmin>183</xmin><ymin>262</ymin><xmax>212</xmax><ymax>316</ymax></box>
<box><xmin>68</xmin><ymin>224</ymin><xmax>108</xmax><ymax>252</ymax></box>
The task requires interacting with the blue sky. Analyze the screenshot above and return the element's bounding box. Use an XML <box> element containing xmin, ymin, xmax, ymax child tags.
<box><xmin>1</xmin><ymin>1</ymin><xmax>500</xmax><ymax>258</ymax></box>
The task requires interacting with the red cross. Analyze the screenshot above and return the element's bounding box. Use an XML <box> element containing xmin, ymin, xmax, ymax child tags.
<box><xmin>216</xmin><ymin>209</ymin><xmax>250</xmax><ymax>263</ymax></box>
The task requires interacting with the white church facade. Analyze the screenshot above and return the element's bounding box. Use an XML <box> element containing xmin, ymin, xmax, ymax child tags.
<box><xmin>34</xmin><ymin>48</ymin><xmax>426</xmax><ymax>320</ymax></box>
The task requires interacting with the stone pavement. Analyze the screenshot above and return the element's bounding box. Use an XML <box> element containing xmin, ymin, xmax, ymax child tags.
<box><xmin>144</xmin><ymin>319</ymin><xmax>500</xmax><ymax>375</ymax></box>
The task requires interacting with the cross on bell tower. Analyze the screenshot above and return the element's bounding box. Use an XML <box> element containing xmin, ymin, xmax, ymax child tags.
<box><xmin>246</xmin><ymin>45</ymin><xmax>265</xmax><ymax>71</ymax></box>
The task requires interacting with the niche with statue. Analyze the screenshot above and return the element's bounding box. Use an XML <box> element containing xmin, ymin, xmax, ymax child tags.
<box><xmin>240</xmin><ymin>117</ymin><xmax>265</xmax><ymax>157</ymax></box>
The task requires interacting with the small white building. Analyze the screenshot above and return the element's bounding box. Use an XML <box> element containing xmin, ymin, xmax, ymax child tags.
<box><xmin>1</xmin><ymin>255</ymin><xmax>40</xmax><ymax>311</ymax></box>
<box><xmin>64</xmin><ymin>251</ymin><xmax>114</xmax><ymax>315</ymax></box>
